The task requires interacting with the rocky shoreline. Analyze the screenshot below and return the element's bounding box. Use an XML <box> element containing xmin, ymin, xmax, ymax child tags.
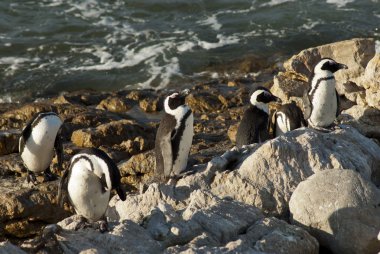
<box><xmin>0</xmin><ymin>38</ymin><xmax>379</xmax><ymax>253</ymax></box>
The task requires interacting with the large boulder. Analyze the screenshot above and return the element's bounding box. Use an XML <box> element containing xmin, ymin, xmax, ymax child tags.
<box><xmin>211</xmin><ymin>126</ymin><xmax>380</xmax><ymax>217</ymax></box>
<box><xmin>338</xmin><ymin>105</ymin><xmax>380</xmax><ymax>142</ymax></box>
<box><xmin>33</xmin><ymin>190</ymin><xmax>317</xmax><ymax>254</ymax></box>
<box><xmin>289</xmin><ymin>169</ymin><xmax>380</xmax><ymax>254</ymax></box>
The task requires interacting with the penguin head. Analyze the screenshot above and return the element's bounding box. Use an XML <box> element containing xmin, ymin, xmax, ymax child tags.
<box><xmin>314</xmin><ymin>58</ymin><xmax>348</xmax><ymax>74</ymax></box>
<box><xmin>164</xmin><ymin>89</ymin><xmax>190</xmax><ymax>113</ymax></box>
<box><xmin>250</xmin><ymin>87</ymin><xmax>281</xmax><ymax>114</ymax></box>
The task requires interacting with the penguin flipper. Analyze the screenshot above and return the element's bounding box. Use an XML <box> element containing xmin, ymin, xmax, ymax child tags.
<box><xmin>335</xmin><ymin>90</ymin><xmax>340</xmax><ymax>117</ymax></box>
<box><xmin>54</xmin><ymin>132</ymin><xmax>64</xmax><ymax>171</ymax></box>
<box><xmin>160</xmin><ymin>133</ymin><xmax>173</xmax><ymax>178</ymax></box>
<box><xmin>58</xmin><ymin>168</ymin><xmax>70</xmax><ymax>207</ymax></box>
<box><xmin>302</xmin><ymin>90</ymin><xmax>312</xmax><ymax>120</ymax></box>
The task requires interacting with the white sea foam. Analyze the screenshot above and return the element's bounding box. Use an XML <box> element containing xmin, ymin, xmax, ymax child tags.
<box><xmin>198</xmin><ymin>34</ymin><xmax>240</xmax><ymax>50</ymax></box>
<box><xmin>326</xmin><ymin>0</ymin><xmax>355</xmax><ymax>8</ymax></box>
<box><xmin>197</xmin><ymin>15</ymin><xmax>222</xmax><ymax>31</ymax></box>
<box><xmin>376</xmin><ymin>40</ymin><xmax>380</xmax><ymax>53</ymax></box>
<box><xmin>177</xmin><ymin>41</ymin><xmax>196</xmax><ymax>53</ymax></box>
<box><xmin>260</xmin><ymin>0</ymin><xmax>295</xmax><ymax>7</ymax></box>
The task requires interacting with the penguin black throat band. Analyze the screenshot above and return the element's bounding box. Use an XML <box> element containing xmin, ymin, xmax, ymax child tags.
<box><xmin>309</xmin><ymin>76</ymin><xmax>334</xmax><ymax>101</ymax></box>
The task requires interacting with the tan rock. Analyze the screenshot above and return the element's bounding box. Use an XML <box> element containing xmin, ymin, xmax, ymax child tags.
<box><xmin>282</xmin><ymin>38</ymin><xmax>376</xmax><ymax>105</ymax></box>
<box><xmin>0</xmin><ymin>178</ymin><xmax>71</xmax><ymax>238</ymax></box>
<box><xmin>289</xmin><ymin>169</ymin><xmax>380</xmax><ymax>254</ymax></box>
<box><xmin>71</xmin><ymin>119</ymin><xmax>155</xmax><ymax>154</ymax></box>
<box><xmin>227</xmin><ymin>124</ymin><xmax>238</xmax><ymax>143</ymax></box>
<box><xmin>0</xmin><ymin>130</ymin><xmax>20</xmax><ymax>156</ymax></box>
<box><xmin>97</xmin><ymin>96</ymin><xmax>135</xmax><ymax>112</ymax></box>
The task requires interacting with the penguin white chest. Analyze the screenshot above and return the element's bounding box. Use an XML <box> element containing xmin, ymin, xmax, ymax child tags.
<box><xmin>309</xmin><ymin>80</ymin><xmax>337</xmax><ymax>127</ymax></box>
<box><xmin>68</xmin><ymin>163</ymin><xmax>110</xmax><ymax>222</ymax></box>
<box><xmin>21</xmin><ymin>116</ymin><xmax>62</xmax><ymax>173</ymax></box>
<box><xmin>275</xmin><ymin>112</ymin><xmax>290</xmax><ymax>136</ymax></box>
<box><xmin>172</xmin><ymin>113</ymin><xmax>194</xmax><ymax>176</ymax></box>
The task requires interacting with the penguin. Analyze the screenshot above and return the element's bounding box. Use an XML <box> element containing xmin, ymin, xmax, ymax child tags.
<box><xmin>270</xmin><ymin>101</ymin><xmax>307</xmax><ymax>137</ymax></box>
<box><xmin>303</xmin><ymin>58</ymin><xmax>348</xmax><ymax>129</ymax></box>
<box><xmin>58</xmin><ymin>148</ymin><xmax>126</xmax><ymax>233</ymax></box>
<box><xmin>235</xmin><ymin>86</ymin><xmax>280</xmax><ymax>147</ymax></box>
<box><xmin>154</xmin><ymin>89</ymin><xmax>193</xmax><ymax>183</ymax></box>
<box><xmin>19</xmin><ymin>111</ymin><xmax>63</xmax><ymax>184</ymax></box>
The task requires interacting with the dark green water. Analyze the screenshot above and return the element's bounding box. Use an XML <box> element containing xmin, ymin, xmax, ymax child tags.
<box><xmin>0</xmin><ymin>0</ymin><xmax>379</xmax><ymax>102</ymax></box>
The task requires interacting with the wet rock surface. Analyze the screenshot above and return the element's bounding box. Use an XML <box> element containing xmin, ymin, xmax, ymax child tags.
<box><xmin>0</xmin><ymin>38</ymin><xmax>379</xmax><ymax>253</ymax></box>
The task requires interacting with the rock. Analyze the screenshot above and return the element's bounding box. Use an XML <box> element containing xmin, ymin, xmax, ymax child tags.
<box><xmin>96</xmin><ymin>96</ymin><xmax>135</xmax><ymax>113</ymax></box>
<box><xmin>284</xmin><ymin>38</ymin><xmax>375</xmax><ymax>84</ymax></box>
<box><xmin>0</xmin><ymin>129</ymin><xmax>20</xmax><ymax>155</ymax></box>
<box><xmin>52</xmin><ymin>217</ymin><xmax>163</xmax><ymax>254</ymax></box>
<box><xmin>289</xmin><ymin>169</ymin><xmax>380</xmax><ymax>254</ymax></box>
<box><xmin>241</xmin><ymin>217</ymin><xmax>319</xmax><ymax>254</ymax></box>
<box><xmin>71</xmin><ymin>119</ymin><xmax>155</xmax><ymax>158</ymax></box>
<box><xmin>54</xmin><ymin>91</ymin><xmax>109</xmax><ymax>106</ymax></box>
<box><xmin>0</xmin><ymin>241</ymin><xmax>26</xmax><ymax>254</ymax></box>
<box><xmin>139</xmin><ymin>96</ymin><xmax>161</xmax><ymax>113</ymax></box>
<box><xmin>118</xmin><ymin>150</ymin><xmax>156</xmax><ymax>189</ymax></box>
<box><xmin>186</xmin><ymin>92</ymin><xmax>226</xmax><ymax>114</ymax></box>
<box><xmin>270</xmin><ymin>71</ymin><xmax>308</xmax><ymax>105</ymax></box>
<box><xmin>359</xmin><ymin>54</ymin><xmax>380</xmax><ymax>110</ymax></box>
<box><xmin>0</xmin><ymin>178</ymin><xmax>71</xmax><ymax>238</ymax></box>
<box><xmin>0</xmin><ymin>153</ymin><xmax>26</xmax><ymax>176</ymax></box>
<box><xmin>338</xmin><ymin>105</ymin><xmax>380</xmax><ymax>141</ymax></box>
<box><xmin>227</xmin><ymin>124</ymin><xmax>238</xmax><ymax>143</ymax></box>
<box><xmin>211</xmin><ymin>127</ymin><xmax>380</xmax><ymax>217</ymax></box>
<box><xmin>281</xmin><ymin>38</ymin><xmax>376</xmax><ymax>107</ymax></box>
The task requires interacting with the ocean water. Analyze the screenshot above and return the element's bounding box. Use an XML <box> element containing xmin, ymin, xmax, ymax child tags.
<box><xmin>0</xmin><ymin>0</ymin><xmax>379</xmax><ymax>102</ymax></box>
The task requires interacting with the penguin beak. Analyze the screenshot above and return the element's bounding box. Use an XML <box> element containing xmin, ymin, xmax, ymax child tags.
<box><xmin>271</xmin><ymin>95</ymin><xmax>282</xmax><ymax>103</ymax></box>
<box><xmin>180</xmin><ymin>89</ymin><xmax>190</xmax><ymax>96</ymax></box>
<box><xmin>337</xmin><ymin>63</ymin><xmax>348</xmax><ymax>70</ymax></box>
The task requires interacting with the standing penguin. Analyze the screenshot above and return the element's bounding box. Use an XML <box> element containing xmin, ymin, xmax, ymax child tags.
<box><xmin>235</xmin><ymin>86</ymin><xmax>280</xmax><ymax>147</ymax></box>
<box><xmin>19</xmin><ymin>111</ymin><xmax>63</xmax><ymax>183</ymax></box>
<box><xmin>58</xmin><ymin>148</ymin><xmax>126</xmax><ymax>233</ymax></box>
<box><xmin>303</xmin><ymin>58</ymin><xmax>347</xmax><ymax>129</ymax></box>
<box><xmin>154</xmin><ymin>89</ymin><xmax>193</xmax><ymax>183</ymax></box>
<box><xmin>270</xmin><ymin>101</ymin><xmax>306</xmax><ymax>137</ymax></box>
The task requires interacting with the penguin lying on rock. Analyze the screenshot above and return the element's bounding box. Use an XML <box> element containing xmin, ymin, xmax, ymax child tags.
<box><xmin>303</xmin><ymin>58</ymin><xmax>348</xmax><ymax>130</ymax></box>
<box><xmin>58</xmin><ymin>148</ymin><xmax>126</xmax><ymax>233</ymax></box>
<box><xmin>19</xmin><ymin>112</ymin><xmax>63</xmax><ymax>184</ymax></box>
<box><xmin>154</xmin><ymin>89</ymin><xmax>194</xmax><ymax>183</ymax></box>
<box><xmin>236</xmin><ymin>86</ymin><xmax>281</xmax><ymax>147</ymax></box>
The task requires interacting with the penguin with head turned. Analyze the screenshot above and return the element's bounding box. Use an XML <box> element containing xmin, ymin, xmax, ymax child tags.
<box><xmin>235</xmin><ymin>86</ymin><xmax>281</xmax><ymax>147</ymax></box>
<box><xmin>270</xmin><ymin>101</ymin><xmax>307</xmax><ymax>137</ymax></box>
<box><xmin>19</xmin><ymin>111</ymin><xmax>63</xmax><ymax>184</ymax></box>
<box><xmin>303</xmin><ymin>58</ymin><xmax>348</xmax><ymax>130</ymax></box>
<box><xmin>154</xmin><ymin>89</ymin><xmax>194</xmax><ymax>183</ymax></box>
<box><xmin>58</xmin><ymin>148</ymin><xmax>126</xmax><ymax>233</ymax></box>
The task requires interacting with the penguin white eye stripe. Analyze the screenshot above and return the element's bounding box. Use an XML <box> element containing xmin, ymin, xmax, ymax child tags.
<box><xmin>169</xmin><ymin>93</ymin><xmax>179</xmax><ymax>98</ymax></box>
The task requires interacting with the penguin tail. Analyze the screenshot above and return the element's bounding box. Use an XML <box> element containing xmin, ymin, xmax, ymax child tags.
<box><xmin>116</xmin><ymin>186</ymin><xmax>126</xmax><ymax>201</ymax></box>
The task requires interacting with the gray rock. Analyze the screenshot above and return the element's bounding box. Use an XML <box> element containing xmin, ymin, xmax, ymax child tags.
<box><xmin>0</xmin><ymin>241</ymin><xmax>26</xmax><ymax>254</ymax></box>
<box><xmin>289</xmin><ymin>169</ymin><xmax>380</xmax><ymax>254</ymax></box>
<box><xmin>55</xmin><ymin>216</ymin><xmax>163</xmax><ymax>254</ymax></box>
<box><xmin>211</xmin><ymin>126</ymin><xmax>380</xmax><ymax>217</ymax></box>
<box><xmin>338</xmin><ymin>105</ymin><xmax>380</xmax><ymax>142</ymax></box>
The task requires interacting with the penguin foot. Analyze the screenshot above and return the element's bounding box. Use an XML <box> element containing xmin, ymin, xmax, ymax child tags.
<box><xmin>26</xmin><ymin>172</ymin><xmax>38</xmax><ymax>185</ymax></box>
<box><xmin>98</xmin><ymin>220</ymin><xmax>108</xmax><ymax>233</ymax></box>
<box><xmin>74</xmin><ymin>217</ymin><xmax>92</xmax><ymax>231</ymax></box>
<box><xmin>43</xmin><ymin>168</ymin><xmax>57</xmax><ymax>182</ymax></box>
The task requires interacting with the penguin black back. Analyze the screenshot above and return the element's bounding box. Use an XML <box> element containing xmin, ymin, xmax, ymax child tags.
<box><xmin>235</xmin><ymin>87</ymin><xmax>280</xmax><ymax>147</ymax></box>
